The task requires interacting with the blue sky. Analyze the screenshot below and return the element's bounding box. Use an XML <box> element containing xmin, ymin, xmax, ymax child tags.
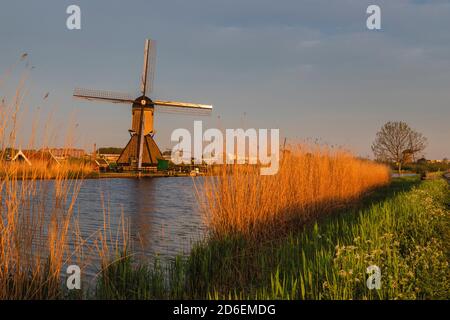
<box><xmin>1</xmin><ymin>0</ymin><xmax>449</xmax><ymax>159</ymax></box>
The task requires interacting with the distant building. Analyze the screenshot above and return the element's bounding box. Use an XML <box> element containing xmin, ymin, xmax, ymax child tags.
<box><xmin>99</xmin><ymin>154</ymin><xmax>120</xmax><ymax>162</ymax></box>
<box><xmin>43</xmin><ymin>148</ymin><xmax>86</xmax><ymax>160</ymax></box>
<box><xmin>11</xmin><ymin>149</ymin><xmax>60</xmax><ymax>166</ymax></box>
<box><xmin>11</xmin><ymin>150</ymin><xmax>32</xmax><ymax>166</ymax></box>
<box><xmin>162</xmin><ymin>150</ymin><xmax>172</xmax><ymax>161</ymax></box>
<box><xmin>93</xmin><ymin>158</ymin><xmax>109</xmax><ymax>171</ymax></box>
<box><xmin>427</xmin><ymin>159</ymin><xmax>445</xmax><ymax>164</ymax></box>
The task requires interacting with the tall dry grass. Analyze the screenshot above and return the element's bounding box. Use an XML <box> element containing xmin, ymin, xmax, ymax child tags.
<box><xmin>0</xmin><ymin>160</ymin><xmax>94</xmax><ymax>180</ymax></box>
<box><xmin>200</xmin><ymin>146</ymin><xmax>390</xmax><ymax>239</ymax></box>
<box><xmin>0</xmin><ymin>68</ymin><xmax>110</xmax><ymax>298</ymax></box>
<box><xmin>0</xmin><ymin>71</ymin><xmax>86</xmax><ymax>298</ymax></box>
<box><xmin>0</xmin><ymin>173</ymin><xmax>83</xmax><ymax>299</ymax></box>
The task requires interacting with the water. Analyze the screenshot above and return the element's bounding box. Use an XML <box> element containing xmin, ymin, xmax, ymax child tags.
<box><xmin>26</xmin><ymin>177</ymin><xmax>206</xmax><ymax>279</ymax></box>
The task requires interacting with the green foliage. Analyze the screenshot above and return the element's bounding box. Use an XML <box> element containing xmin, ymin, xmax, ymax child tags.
<box><xmin>401</xmin><ymin>161</ymin><xmax>450</xmax><ymax>173</ymax></box>
<box><xmin>95</xmin><ymin>254</ymin><xmax>166</xmax><ymax>299</ymax></box>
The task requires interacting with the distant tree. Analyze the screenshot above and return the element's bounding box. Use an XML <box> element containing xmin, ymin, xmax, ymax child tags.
<box><xmin>372</xmin><ymin>121</ymin><xmax>427</xmax><ymax>173</ymax></box>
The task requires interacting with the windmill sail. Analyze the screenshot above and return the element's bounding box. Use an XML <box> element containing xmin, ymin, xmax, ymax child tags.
<box><xmin>141</xmin><ymin>39</ymin><xmax>156</xmax><ymax>96</ymax></box>
<box><xmin>154</xmin><ymin>100</ymin><xmax>212</xmax><ymax>116</ymax></box>
<box><xmin>73</xmin><ymin>88</ymin><xmax>135</xmax><ymax>104</ymax></box>
<box><xmin>155</xmin><ymin>104</ymin><xmax>212</xmax><ymax>116</ymax></box>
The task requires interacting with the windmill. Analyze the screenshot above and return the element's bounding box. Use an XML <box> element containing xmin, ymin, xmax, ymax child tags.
<box><xmin>74</xmin><ymin>39</ymin><xmax>213</xmax><ymax>171</ymax></box>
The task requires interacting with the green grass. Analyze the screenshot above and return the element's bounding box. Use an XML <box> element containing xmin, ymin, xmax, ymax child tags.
<box><xmin>95</xmin><ymin>177</ymin><xmax>450</xmax><ymax>300</ymax></box>
<box><xmin>94</xmin><ymin>255</ymin><xmax>166</xmax><ymax>299</ymax></box>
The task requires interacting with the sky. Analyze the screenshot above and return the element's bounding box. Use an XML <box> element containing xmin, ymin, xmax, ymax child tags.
<box><xmin>0</xmin><ymin>0</ymin><xmax>449</xmax><ymax>159</ymax></box>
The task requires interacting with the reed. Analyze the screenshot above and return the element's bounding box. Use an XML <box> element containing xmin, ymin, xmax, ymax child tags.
<box><xmin>0</xmin><ymin>73</ymin><xmax>104</xmax><ymax>299</ymax></box>
<box><xmin>200</xmin><ymin>146</ymin><xmax>390</xmax><ymax>239</ymax></box>
<box><xmin>0</xmin><ymin>158</ymin><xmax>85</xmax><ymax>299</ymax></box>
<box><xmin>0</xmin><ymin>160</ymin><xmax>94</xmax><ymax>180</ymax></box>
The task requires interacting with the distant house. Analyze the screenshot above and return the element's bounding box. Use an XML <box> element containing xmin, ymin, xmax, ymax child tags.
<box><xmin>427</xmin><ymin>159</ymin><xmax>445</xmax><ymax>164</ymax></box>
<box><xmin>99</xmin><ymin>154</ymin><xmax>120</xmax><ymax>162</ymax></box>
<box><xmin>162</xmin><ymin>150</ymin><xmax>172</xmax><ymax>161</ymax></box>
<box><xmin>417</xmin><ymin>157</ymin><xmax>427</xmax><ymax>164</ymax></box>
<box><xmin>93</xmin><ymin>158</ymin><xmax>109</xmax><ymax>171</ymax></box>
<box><xmin>43</xmin><ymin>148</ymin><xmax>85</xmax><ymax>160</ymax></box>
<box><xmin>11</xmin><ymin>150</ymin><xmax>32</xmax><ymax>166</ymax></box>
<box><xmin>11</xmin><ymin>149</ymin><xmax>60</xmax><ymax>166</ymax></box>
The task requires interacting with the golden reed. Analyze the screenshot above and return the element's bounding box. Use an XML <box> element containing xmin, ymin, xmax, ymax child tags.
<box><xmin>0</xmin><ymin>73</ymin><xmax>114</xmax><ymax>298</ymax></box>
<box><xmin>200</xmin><ymin>146</ymin><xmax>390</xmax><ymax>239</ymax></box>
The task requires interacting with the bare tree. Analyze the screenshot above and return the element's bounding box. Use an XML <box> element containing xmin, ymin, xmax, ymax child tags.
<box><xmin>372</xmin><ymin>121</ymin><xmax>427</xmax><ymax>173</ymax></box>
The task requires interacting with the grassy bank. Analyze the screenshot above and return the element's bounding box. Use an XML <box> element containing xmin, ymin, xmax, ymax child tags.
<box><xmin>97</xmin><ymin>176</ymin><xmax>449</xmax><ymax>300</ymax></box>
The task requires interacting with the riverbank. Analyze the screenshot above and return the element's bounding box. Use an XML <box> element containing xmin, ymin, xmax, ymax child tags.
<box><xmin>0</xmin><ymin>170</ymin><xmax>201</xmax><ymax>180</ymax></box>
<box><xmin>96</xmin><ymin>176</ymin><xmax>449</xmax><ymax>299</ymax></box>
<box><xmin>2</xmin><ymin>174</ymin><xmax>448</xmax><ymax>299</ymax></box>
<box><xmin>87</xmin><ymin>171</ymin><xmax>194</xmax><ymax>179</ymax></box>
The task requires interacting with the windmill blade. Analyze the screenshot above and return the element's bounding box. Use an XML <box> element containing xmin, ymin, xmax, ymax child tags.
<box><xmin>155</xmin><ymin>105</ymin><xmax>212</xmax><ymax>116</ymax></box>
<box><xmin>154</xmin><ymin>100</ymin><xmax>212</xmax><ymax>116</ymax></box>
<box><xmin>141</xmin><ymin>39</ymin><xmax>156</xmax><ymax>96</ymax></box>
<box><xmin>153</xmin><ymin>100</ymin><xmax>212</xmax><ymax>111</ymax></box>
<box><xmin>73</xmin><ymin>88</ymin><xmax>135</xmax><ymax>104</ymax></box>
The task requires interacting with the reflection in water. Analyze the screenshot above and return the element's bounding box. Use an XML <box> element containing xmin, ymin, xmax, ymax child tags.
<box><xmin>127</xmin><ymin>179</ymin><xmax>158</xmax><ymax>255</ymax></box>
<box><xmin>71</xmin><ymin>177</ymin><xmax>206</xmax><ymax>276</ymax></box>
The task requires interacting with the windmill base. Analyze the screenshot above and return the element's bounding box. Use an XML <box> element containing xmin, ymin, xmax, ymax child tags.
<box><xmin>117</xmin><ymin>134</ymin><xmax>163</xmax><ymax>168</ymax></box>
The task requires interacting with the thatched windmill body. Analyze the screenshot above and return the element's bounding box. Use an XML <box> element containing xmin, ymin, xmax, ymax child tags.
<box><xmin>74</xmin><ymin>39</ymin><xmax>212</xmax><ymax>170</ymax></box>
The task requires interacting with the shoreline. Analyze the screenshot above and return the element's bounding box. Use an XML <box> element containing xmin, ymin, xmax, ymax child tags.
<box><xmin>0</xmin><ymin>171</ymin><xmax>202</xmax><ymax>180</ymax></box>
<box><xmin>86</xmin><ymin>172</ymin><xmax>196</xmax><ymax>179</ymax></box>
